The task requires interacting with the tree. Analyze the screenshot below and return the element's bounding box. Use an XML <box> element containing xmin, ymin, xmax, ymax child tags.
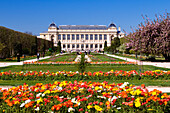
<box><xmin>0</xmin><ymin>42</ymin><xmax>5</xmax><ymax>52</ymax></box>
<box><xmin>118</xmin><ymin>44</ymin><xmax>126</xmax><ymax>54</ymax></box>
<box><xmin>57</xmin><ymin>40</ymin><xmax>61</xmax><ymax>53</ymax></box>
<box><xmin>104</xmin><ymin>41</ymin><xmax>107</xmax><ymax>51</ymax></box>
<box><xmin>126</xmin><ymin>12</ymin><xmax>170</xmax><ymax>60</ymax></box>
<box><xmin>110</xmin><ymin>37</ymin><xmax>121</xmax><ymax>53</ymax></box>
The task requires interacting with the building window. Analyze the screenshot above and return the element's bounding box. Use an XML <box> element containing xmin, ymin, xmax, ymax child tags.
<box><xmin>58</xmin><ymin>34</ymin><xmax>61</xmax><ymax>40</ymax></box>
<box><xmin>90</xmin><ymin>44</ymin><xmax>93</xmax><ymax>48</ymax></box>
<box><xmin>63</xmin><ymin>44</ymin><xmax>65</xmax><ymax>48</ymax></box>
<box><xmin>99</xmin><ymin>34</ymin><xmax>102</xmax><ymax>40</ymax></box>
<box><xmin>72</xmin><ymin>34</ymin><xmax>75</xmax><ymax>40</ymax></box>
<box><xmin>67</xmin><ymin>34</ymin><xmax>70</xmax><ymax>40</ymax></box>
<box><xmin>77</xmin><ymin>44</ymin><xmax>79</xmax><ymax>48</ymax></box>
<box><xmin>95</xmin><ymin>34</ymin><xmax>98</xmax><ymax>40</ymax></box>
<box><xmin>95</xmin><ymin>44</ymin><xmax>98</xmax><ymax>48</ymax></box>
<box><xmin>85</xmin><ymin>34</ymin><xmax>88</xmax><ymax>40</ymax></box>
<box><xmin>86</xmin><ymin>44</ymin><xmax>88</xmax><ymax>48</ymax></box>
<box><xmin>90</xmin><ymin>34</ymin><xmax>93</xmax><ymax>40</ymax></box>
<box><xmin>100</xmin><ymin>44</ymin><xmax>102</xmax><ymax>48</ymax></box>
<box><xmin>81</xmin><ymin>44</ymin><xmax>84</xmax><ymax>48</ymax></box>
<box><xmin>72</xmin><ymin>44</ymin><xmax>75</xmax><ymax>48</ymax></box>
<box><xmin>104</xmin><ymin>34</ymin><xmax>107</xmax><ymax>40</ymax></box>
<box><xmin>76</xmin><ymin>34</ymin><xmax>79</xmax><ymax>40</ymax></box>
<box><xmin>81</xmin><ymin>34</ymin><xmax>84</xmax><ymax>39</ymax></box>
<box><xmin>67</xmin><ymin>44</ymin><xmax>70</xmax><ymax>48</ymax></box>
<box><xmin>63</xmin><ymin>34</ymin><xmax>66</xmax><ymax>40</ymax></box>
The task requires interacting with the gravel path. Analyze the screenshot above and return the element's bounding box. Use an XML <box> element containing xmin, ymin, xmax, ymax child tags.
<box><xmin>104</xmin><ymin>53</ymin><xmax>170</xmax><ymax>69</ymax></box>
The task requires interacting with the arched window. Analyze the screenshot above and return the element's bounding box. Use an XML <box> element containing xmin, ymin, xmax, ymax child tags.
<box><xmin>90</xmin><ymin>44</ymin><xmax>93</xmax><ymax>48</ymax></box>
<box><xmin>63</xmin><ymin>44</ymin><xmax>65</xmax><ymax>48</ymax></box>
<box><xmin>81</xmin><ymin>44</ymin><xmax>84</xmax><ymax>48</ymax></box>
<box><xmin>72</xmin><ymin>44</ymin><xmax>75</xmax><ymax>48</ymax></box>
<box><xmin>77</xmin><ymin>44</ymin><xmax>79</xmax><ymax>48</ymax></box>
<box><xmin>100</xmin><ymin>44</ymin><xmax>102</xmax><ymax>48</ymax></box>
<box><xmin>86</xmin><ymin>44</ymin><xmax>88</xmax><ymax>48</ymax></box>
<box><xmin>95</xmin><ymin>44</ymin><xmax>98</xmax><ymax>48</ymax></box>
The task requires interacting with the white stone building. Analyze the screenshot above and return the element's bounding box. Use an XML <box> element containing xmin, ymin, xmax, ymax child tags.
<box><xmin>37</xmin><ymin>22</ymin><xmax>125</xmax><ymax>52</ymax></box>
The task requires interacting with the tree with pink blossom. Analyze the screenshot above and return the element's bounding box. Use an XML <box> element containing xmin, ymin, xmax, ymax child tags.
<box><xmin>126</xmin><ymin>12</ymin><xmax>170</xmax><ymax>61</ymax></box>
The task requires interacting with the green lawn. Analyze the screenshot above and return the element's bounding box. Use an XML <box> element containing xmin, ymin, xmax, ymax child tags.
<box><xmin>0</xmin><ymin>53</ymin><xmax>169</xmax><ymax>87</ymax></box>
<box><xmin>0</xmin><ymin>64</ymin><xmax>169</xmax><ymax>73</ymax></box>
<box><xmin>89</xmin><ymin>54</ymin><xmax>125</xmax><ymax>62</ymax></box>
<box><xmin>0</xmin><ymin>80</ymin><xmax>169</xmax><ymax>87</ymax></box>
<box><xmin>114</xmin><ymin>53</ymin><xmax>166</xmax><ymax>61</ymax></box>
<box><xmin>39</xmin><ymin>54</ymin><xmax>77</xmax><ymax>62</ymax></box>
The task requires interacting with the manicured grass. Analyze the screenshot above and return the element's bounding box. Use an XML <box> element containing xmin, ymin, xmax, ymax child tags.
<box><xmin>114</xmin><ymin>53</ymin><xmax>166</xmax><ymax>61</ymax></box>
<box><xmin>0</xmin><ymin>80</ymin><xmax>169</xmax><ymax>86</ymax></box>
<box><xmin>89</xmin><ymin>54</ymin><xmax>125</xmax><ymax>62</ymax></box>
<box><xmin>39</xmin><ymin>54</ymin><xmax>77</xmax><ymax>62</ymax></box>
<box><xmin>0</xmin><ymin>64</ymin><xmax>169</xmax><ymax>73</ymax></box>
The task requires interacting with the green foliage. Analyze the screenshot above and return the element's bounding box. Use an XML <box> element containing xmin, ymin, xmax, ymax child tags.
<box><xmin>107</xmin><ymin>37</ymin><xmax>121</xmax><ymax>53</ymax></box>
<box><xmin>104</xmin><ymin>41</ymin><xmax>107</xmax><ymax>51</ymax></box>
<box><xmin>0</xmin><ymin>42</ymin><xmax>5</xmax><ymax>52</ymax></box>
<box><xmin>57</xmin><ymin>40</ymin><xmax>61</xmax><ymax>53</ymax></box>
<box><xmin>78</xmin><ymin>53</ymin><xmax>87</xmax><ymax>73</ymax></box>
<box><xmin>0</xmin><ymin>26</ymin><xmax>52</xmax><ymax>58</ymax></box>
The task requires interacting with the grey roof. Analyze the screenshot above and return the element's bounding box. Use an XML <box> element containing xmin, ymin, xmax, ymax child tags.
<box><xmin>59</xmin><ymin>25</ymin><xmax>107</xmax><ymax>30</ymax></box>
<box><xmin>49</xmin><ymin>22</ymin><xmax>57</xmax><ymax>28</ymax></box>
<box><xmin>108</xmin><ymin>23</ymin><xmax>116</xmax><ymax>28</ymax></box>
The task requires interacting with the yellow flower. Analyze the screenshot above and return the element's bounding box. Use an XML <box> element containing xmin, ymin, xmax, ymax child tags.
<box><xmin>148</xmin><ymin>109</ymin><xmax>154</xmax><ymax>111</ymax></box>
<box><xmin>135</xmin><ymin>89</ymin><xmax>142</xmax><ymax>95</ymax></box>
<box><xmin>37</xmin><ymin>97</ymin><xmax>43</xmax><ymax>104</ymax></box>
<box><xmin>94</xmin><ymin>105</ymin><xmax>103</xmax><ymax>111</ymax></box>
<box><xmin>87</xmin><ymin>105</ymin><xmax>93</xmax><ymax>109</ymax></box>
<box><xmin>152</xmin><ymin>91</ymin><xmax>157</xmax><ymax>96</ymax></box>
<box><xmin>44</xmin><ymin>90</ymin><xmax>50</xmax><ymax>94</ymax></box>
<box><xmin>135</xmin><ymin>101</ymin><xmax>141</xmax><ymax>107</ymax></box>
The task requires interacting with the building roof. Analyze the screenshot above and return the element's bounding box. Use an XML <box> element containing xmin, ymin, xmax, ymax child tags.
<box><xmin>49</xmin><ymin>22</ymin><xmax>57</xmax><ymax>28</ymax></box>
<box><xmin>59</xmin><ymin>25</ymin><xmax>107</xmax><ymax>30</ymax></box>
<box><xmin>108</xmin><ymin>23</ymin><xmax>116</xmax><ymax>28</ymax></box>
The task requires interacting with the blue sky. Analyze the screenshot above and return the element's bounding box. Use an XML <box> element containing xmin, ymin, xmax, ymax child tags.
<box><xmin>0</xmin><ymin>0</ymin><xmax>169</xmax><ymax>35</ymax></box>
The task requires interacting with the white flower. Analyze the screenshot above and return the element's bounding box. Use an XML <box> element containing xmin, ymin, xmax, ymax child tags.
<box><xmin>108</xmin><ymin>96</ymin><xmax>117</xmax><ymax>102</ymax></box>
<box><xmin>25</xmin><ymin>99</ymin><xmax>31</xmax><ymax>104</ymax></box>
<box><xmin>57</xmin><ymin>87</ymin><xmax>63</xmax><ymax>90</ymax></box>
<box><xmin>18</xmin><ymin>92</ymin><xmax>21</xmax><ymax>94</ymax></box>
<box><xmin>68</xmin><ymin>107</ymin><xmax>75</xmax><ymax>112</ymax></box>
<box><xmin>112</xmin><ymin>105</ymin><xmax>116</xmax><ymax>108</ymax></box>
<box><xmin>97</xmin><ymin>96</ymin><xmax>106</xmax><ymax>99</ymax></box>
<box><xmin>35</xmin><ymin>107</ymin><xmax>40</xmax><ymax>111</ymax></box>
<box><xmin>36</xmin><ymin>93</ymin><xmax>42</xmax><ymax>97</ymax></box>
<box><xmin>117</xmin><ymin>107</ymin><xmax>121</xmax><ymax>110</ymax></box>
<box><xmin>59</xmin><ymin>96</ymin><xmax>64</xmax><ymax>98</ymax></box>
<box><xmin>67</xmin><ymin>96</ymin><xmax>71</xmax><ymax>99</ymax></box>
<box><xmin>76</xmin><ymin>71</ymin><xmax>79</xmax><ymax>73</ymax></box>
<box><xmin>20</xmin><ymin>103</ymin><xmax>25</xmax><ymax>107</ymax></box>
<box><xmin>42</xmin><ymin>93</ymin><xmax>45</xmax><ymax>97</ymax></box>
<box><xmin>71</xmin><ymin>98</ymin><xmax>76</xmax><ymax>103</ymax></box>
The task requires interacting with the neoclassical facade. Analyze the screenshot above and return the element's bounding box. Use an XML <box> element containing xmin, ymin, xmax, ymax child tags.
<box><xmin>37</xmin><ymin>23</ymin><xmax>125</xmax><ymax>51</ymax></box>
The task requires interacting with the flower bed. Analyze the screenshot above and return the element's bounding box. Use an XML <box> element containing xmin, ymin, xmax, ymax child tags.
<box><xmin>0</xmin><ymin>81</ymin><xmax>169</xmax><ymax>112</ymax></box>
<box><xmin>0</xmin><ymin>70</ymin><xmax>169</xmax><ymax>80</ymax></box>
<box><xmin>23</xmin><ymin>61</ymin><xmax>136</xmax><ymax>65</ymax></box>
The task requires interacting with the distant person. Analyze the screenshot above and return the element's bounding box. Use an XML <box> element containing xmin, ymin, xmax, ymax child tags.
<box><xmin>43</xmin><ymin>52</ymin><xmax>45</xmax><ymax>57</ymax></box>
<box><xmin>17</xmin><ymin>53</ymin><xmax>20</xmax><ymax>62</ymax></box>
<box><xmin>103</xmin><ymin>51</ymin><xmax>104</xmax><ymax>54</ymax></box>
<box><xmin>37</xmin><ymin>52</ymin><xmax>40</xmax><ymax>60</ymax></box>
<box><xmin>88</xmin><ymin>50</ymin><xmax>91</xmax><ymax>55</ymax></box>
<box><xmin>85</xmin><ymin>51</ymin><xmax>87</xmax><ymax>55</ymax></box>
